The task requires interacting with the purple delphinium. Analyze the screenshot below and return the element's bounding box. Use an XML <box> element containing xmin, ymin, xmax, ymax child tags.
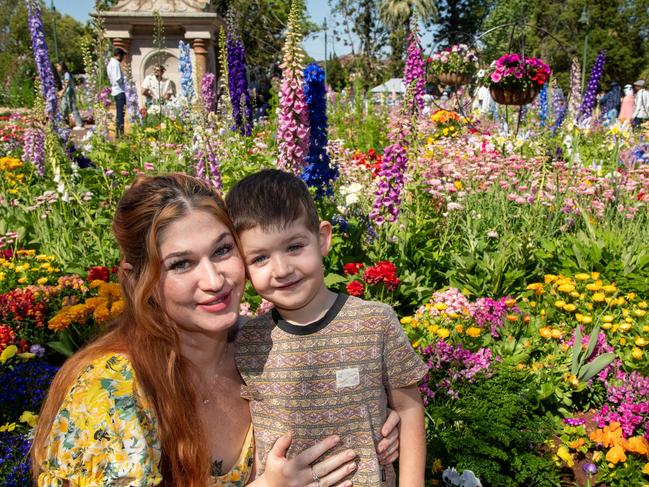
<box><xmin>22</xmin><ymin>126</ymin><xmax>45</xmax><ymax>176</ymax></box>
<box><xmin>124</xmin><ymin>75</ymin><xmax>141</xmax><ymax>124</ymax></box>
<box><xmin>301</xmin><ymin>62</ymin><xmax>337</xmax><ymax>197</ymax></box>
<box><xmin>226</xmin><ymin>12</ymin><xmax>252</xmax><ymax>135</ymax></box>
<box><xmin>403</xmin><ymin>28</ymin><xmax>426</xmax><ymax>115</ymax></box>
<box><xmin>538</xmin><ymin>83</ymin><xmax>548</xmax><ymax>127</ymax></box>
<box><xmin>201</xmin><ymin>72</ymin><xmax>217</xmax><ymax>113</ymax></box>
<box><xmin>578</xmin><ymin>50</ymin><xmax>606</xmax><ymax>122</ymax></box>
<box><xmin>419</xmin><ymin>340</ymin><xmax>492</xmax><ymax>405</ymax></box>
<box><xmin>26</xmin><ymin>0</ymin><xmax>60</xmax><ymax>128</ymax></box>
<box><xmin>369</xmin><ymin>142</ymin><xmax>408</xmax><ymax>225</ymax></box>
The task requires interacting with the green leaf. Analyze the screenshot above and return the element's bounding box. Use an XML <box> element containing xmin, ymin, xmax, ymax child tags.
<box><xmin>324</xmin><ymin>273</ymin><xmax>348</xmax><ymax>287</ymax></box>
<box><xmin>47</xmin><ymin>340</ymin><xmax>74</xmax><ymax>357</ymax></box>
<box><xmin>578</xmin><ymin>353</ymin><xmax>616</xmax><ymax>382</ymax></box>
<box><xmin>570</xmin><ymin>326</ymin><xmax>582</xmax><ymax>376</ymax></box>
<box><xmin>584</xmin><ymin>321</ymin><xmax>601</xmax><ymax>362</ymax></box>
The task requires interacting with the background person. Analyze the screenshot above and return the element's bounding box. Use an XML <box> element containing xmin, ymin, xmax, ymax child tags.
<box><xmin>106</xmin><ymin>47</ymin><xmax>127</xmax><ymax>138</ymax></box>
<box><xmin>632</xmin><ymin>79</ymin><xmax>649</xmax><ymax>129</ymax></box>
<box><xmin>55</xmin><ymin>62</ymin><xmax>83</xmax><ymax>128</ymax></box>
<box><xmin>31</xmin><ymin>173</ymin><xmax>400</xmax><ymax>487</ymax></box>
<box><xmin>619</xmin><ymin>84</ymin><xmax>634</xmax><ymax>123</ymax></box>
<box><xmin>141</xmin><ymin>65</ymin><xmax>175</xmax><ymax>107</ymax></box>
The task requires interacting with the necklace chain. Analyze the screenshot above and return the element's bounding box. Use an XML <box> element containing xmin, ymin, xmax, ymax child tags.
<box><xmin>201</xmin><ymin>343</ymin><xmax>230</xmax><ymax>406</ymax></box>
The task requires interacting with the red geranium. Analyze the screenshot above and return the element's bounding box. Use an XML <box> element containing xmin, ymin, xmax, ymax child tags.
<box><xmin>343</xmin><ymin>263</ymin><xmax>365</xmax><ymax>275</ymax></box>
<box><xmin>362</xmin><ymin>261</ymin><xmax>400</xmax><ymax>291</ymax></box>
<box><xmin>346</xmin><ymin>281</ymin><xmax>364</xmax><ymax>297</ymax></box>
<box><xmin>87</xmin><ymin>266</ymin><xmax>110</xmax><ymax>283</ymax></box>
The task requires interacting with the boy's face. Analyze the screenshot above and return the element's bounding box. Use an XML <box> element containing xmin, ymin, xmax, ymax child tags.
<box><xmin>238</xmin><ymin>218</ymin><xmax>332</xmax><ymax>317</ymax></box>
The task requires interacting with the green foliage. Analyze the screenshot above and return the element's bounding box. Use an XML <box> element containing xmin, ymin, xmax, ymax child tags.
<box><xmin>427</xmin><ymin>366</ymin><xmax>561</xmax><ymax>486</ymax></box>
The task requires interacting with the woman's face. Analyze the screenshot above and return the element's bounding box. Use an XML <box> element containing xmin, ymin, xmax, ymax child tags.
<box><xmin>158</xmin><ymin>209</ymin><xmax>245</xmax><ymax>338</ymax></box>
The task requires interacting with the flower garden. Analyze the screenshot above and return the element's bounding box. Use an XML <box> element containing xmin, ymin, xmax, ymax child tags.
<box><xmin>1</xmin><ymin>1</ymin><xmax>648</xmax><ymax>486</ymax></box>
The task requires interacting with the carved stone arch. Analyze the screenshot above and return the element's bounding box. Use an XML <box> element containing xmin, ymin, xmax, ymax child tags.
<box><xmin>112</xmin><ymin>0</ymin><xmax>212</xmax><ymax>13</ymax></box>
<box><xmin>141</xmin><ymin>49</ymin><xmax>179</xmax><ymax>80</ymax></box>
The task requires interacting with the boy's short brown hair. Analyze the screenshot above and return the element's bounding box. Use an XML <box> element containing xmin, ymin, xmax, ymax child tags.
<box><xmin>225</xmin><ymin>169</ymin><xmax>320</xmax><ymax>234</ymax></box>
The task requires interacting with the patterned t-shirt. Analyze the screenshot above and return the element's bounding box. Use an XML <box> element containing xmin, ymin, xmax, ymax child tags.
<box><xmin>235</xmin><ymin>294</ymin><xmax>428</xmax><ymax>487</ymax></box>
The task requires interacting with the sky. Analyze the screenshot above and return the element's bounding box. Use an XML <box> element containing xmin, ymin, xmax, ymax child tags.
<box><xmin>50</xmin><ymin>0</ymin><xmax>354</xmax><ymax>60</ymax></box>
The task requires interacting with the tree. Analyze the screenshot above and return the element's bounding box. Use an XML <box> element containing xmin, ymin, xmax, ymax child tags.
<box><xmin>326</xmin><ymin>53</ymin><xmax>348</xmax><ymax>91</ymax></box>
<box><xmin>379</xmin><ymin>0</ymin><xmax>437</xmax><ymax>78</ymax></box>
<box><xmin>435</xmin><ymin>0</ymin><xmax>492</xmax><ymax>47</ymax></box>
<box><xmin>329</xmin><ymin>0</ymin><xmax>389</xmax><ymax>89</ymax></box>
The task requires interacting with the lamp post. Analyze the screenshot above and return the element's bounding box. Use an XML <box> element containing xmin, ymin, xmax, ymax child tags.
<box><xmin>50</xmin><ymin>0</ymin><xmax>60</xmax><ymax>63</ymax></box>
<box><xmin>578</xmin><ymin>6</ymin><xmax>589</xmax><ymax>95</ymax></box>
<box><xmin>323</xmin><ymin>17</ymin><xmax>328</xmax><ymax>84</ymax></box>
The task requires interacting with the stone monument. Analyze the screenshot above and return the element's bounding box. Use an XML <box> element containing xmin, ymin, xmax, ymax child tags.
<box><xmin>96</xmin><ymin>0</ymin><xmax>222</xmax><ymax>106</ymax></box>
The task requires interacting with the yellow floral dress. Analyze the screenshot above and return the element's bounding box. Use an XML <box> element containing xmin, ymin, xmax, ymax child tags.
<box><xmin>38</xmin><ymin>353</ymin><xmax>254</xmax><ymax>487</ymax></box>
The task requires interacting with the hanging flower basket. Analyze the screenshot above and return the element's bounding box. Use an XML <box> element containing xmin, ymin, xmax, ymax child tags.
<box><xmin>490</xmin><ymin>85</ymin><xmax>540</xmax><ymax>106</ymax></box>
<box><xmin>437</xmin><ymin>72</ymin><xmax>472</xmax><ymax>86</ymax></box>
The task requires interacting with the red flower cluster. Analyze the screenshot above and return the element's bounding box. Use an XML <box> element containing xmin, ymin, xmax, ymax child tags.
<box><xmin>0</xmin><ymin>288</ymin><xmax>47</xmax><ymax>328</ymax></box>
<box><xmin>0</xmin><ymin>248</ymin><xmax>13</xmax><ymax>260</ymax></box>
<box><xmin>352</xmin><ymin>149</ymin><xmax>383</xmax><ymax>177</ymax></box>
<box><xmin>362</xmin><ymin>261</ymin><xmax>400</xmax><ymax>291</ymax></box>
<box><xmin>346</xmin><ymin>280</ymin><xmax>364</xmax><ymax>297</ymax></box>
<box><xmin>343</xmin><ymin>262</ymin><xmax>365</xmax><ymax>275</ymax></box>
<box><xmin>0</xmin><ymin>323</ymin><xmax>16</xmax><ymax>351</ymax></box>
<box><xmin>87</xmin><ymin>266</ymin><xmax>111</xmax><ymax>283</ymax></box>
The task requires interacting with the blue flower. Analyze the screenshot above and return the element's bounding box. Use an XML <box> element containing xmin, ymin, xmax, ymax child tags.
<box><xmin>226</xmin><ymin>12</ymin><xmax>253</xmax><ymax>135</ymax></box>
<box><xmin>179</xmin><ymin>41</ymin><xmax>195</xmax><ymax>102</ymax></box>
<box><xmin>0</xmin><ymin>360</ymin><xmax>59</xmax><ymax>421</ymax></box>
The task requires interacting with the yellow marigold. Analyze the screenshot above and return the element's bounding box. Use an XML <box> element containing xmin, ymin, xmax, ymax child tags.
<box><xmin>36</xmin><ymin>277</ymin><xmax>48</xmax><ymax>285</ymax></box>
<box><xmin>564</xmin><ymin>304</ymin><xmax>577</xmax><ymax>312</ymax></box>
<box><xmin>569</xmin><ymin>438</ymin><xmax>585</xmax><ymax>450</ymax></box>
<box><xmin>110</xmin><ymin>299</ymin><xmax>125</xmax><ymax>316</ymax></box>
<box><xmin>84</xmin><ymin>297</ymin><xmax>106</xmax><ymax>311</ymax></box>
<box><xmin>447</xmin><ymin>312</ymin><xmax>461</xmax><ymax>319</ymax></box>
<box><xmin>586</xmin><ymin>283</ymin><xmax>602</xmax><ymax>292</ymax></box>
<box><xmin>632</xmin><ymin>347</ymin><xmax>644</xmax><ymax>360</ymax></box>
<box><xmin>527</xmin><ymin>283</ymin><xmax>545</xmax><ymax>295</ymax></box>
<box><xmin>638</xmin><ymin>301</ymin><xmax>647</xmax><ymax>309</ymax></box>
<box><xmin>530</xmin><ymin>301</ymin><xmax>537</xmax><ymax>308</ymax></box>
<box><xmin>605</xmin><ymin>444</ymin><xmax>627</xmax><ymax>464</ymax></box>
<box><xmin>540</xmin><ymin>326</ymin><xmax>553</xmax><ymax>339</ymax></box>
<box><xmin>454</xmin><ymin>324</ymin><xmax>464</xmax><ymax>334</ymax></box>
<box><xmin>643</xmin><ymin>463</ymin><xmax>649</xmax><ymax>475</ymax></box>
<box><xmin>466</xmin><ymin>326</ymin><xmax>481</xmax><ymax>337</ymax></box>
<box><xmin>635</xmin><ymin>337</ymin><xmax>648</xmax><ymax>348</ymax></box>
<box><xmin>602</xmin><ymin>284</ymin><xmax>617</xmax><ymax>293</ymax></box>
<box><xmin>400</xmin><ymin>316</ymin><xmax>413</xmax><ymax>325</ymax></box>
<box><xmin>506</xmin><ymin>314</ymin><xmax>518</xmax><ymax>322</ymax></box>
<box><xmin>582</xmin><ymin>315</ymin><xmax>593</xmax><ymax>324</ymax></box>
<box><xmin>602</xmin><ymin>314</ymin><xmax>614</xmax><ymax>323</ymax></box>
<box><xmin>93</xmin><ymin>304</ymin><xmax>111</xmax><ymax>324</ymax></box>
<box><xmin>551</xmin><ymin>329</ymin><xmax>563</xmax><ymax>339</ymax></box>
<box><xmin>591</xmin><ymin>272</ymin><xmax>600</xmax><ymax>279</ymax></box>
<box><xmin>433</xmin><ymin>302</ymin><xmax>447</xmax><ymax>311</ymax></box>
<box><xmin>619</xmin><ymin>337</ymin><xmax>627</xmax><ymax>345</ymax></box>
<box><xmin>554</xmin><ymin>300</ymin><xmax>566</xmax><ymax>309</ymax></box>
<box><xmin>454</xmin><ymin>180</ymin><xmax>463</xmax><ymax>190</ymax></box>
<box><xmin>437</xmin><ymin>328</ymin><xmax>450</xmax><ymax>339</ymax></box>
<box><xmin>48</xmin><ymin>312</ymin><xmax>72</xmax><ymax>332</ymax></box>
<box><xmin>574</xmin><ymin>273</ymin><xmax>591</xmax><ymax>281</ymax></box>
<box><xmin>544</xmin><ymin>274</ymin><xmax>557</xmax><ymax>283</ymax></box>
<box><xmin>619</xmin><ymin>322</ymin><xmax>632</xmax><ymax>332</ymax></box>
<box><xmin>592</xmin><ymin>293</ymin><xmax>606</xmax><ymax>302</ymax></box>
<box><xmin>570</xmin><ymin>291</ymin><xmax>581</xmax><ymax>298</ymax></box>
<box><xmin>634</xmin><ymin>309</ymin><xmax>647</xmax><ymax>317</ymax></box>
<box><xmin>643</xmin><ymin>325</ymin><xmax>649</xmax><ymax>333</ymax></box>
<box><xmin>558</xmin><ymin>284</ymin><xmax>575</xmax><ymax>293</ymax></box>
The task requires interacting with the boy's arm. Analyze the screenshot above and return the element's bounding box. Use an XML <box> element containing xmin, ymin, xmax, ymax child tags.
<box><xmin>389</xmin><ymin>384</ymin><xmax>425</xmax><ymax>487</ymax></box>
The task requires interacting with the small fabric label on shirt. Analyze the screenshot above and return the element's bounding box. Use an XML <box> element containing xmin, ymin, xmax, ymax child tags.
<box><xmin>336</xmin><ymin>367</ymin><xmax>360</xmax><ymax>388</ymax></box>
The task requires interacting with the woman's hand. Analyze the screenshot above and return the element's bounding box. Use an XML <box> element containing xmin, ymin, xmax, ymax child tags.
<box><xmin>257</xmin><ymin>432</ymin><xmax>357</xmax><ymax>487</ymax></box>
<box><xmin>376</xmin><ymin>408</ymin><xmax>400</xmax><ymax>465</ymax></box>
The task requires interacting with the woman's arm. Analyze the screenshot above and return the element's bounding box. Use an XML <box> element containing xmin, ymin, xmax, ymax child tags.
<box><xmin>249</xmin><ymin>433</ymin><xmax>357</xmax><ymax>487</ymax></box>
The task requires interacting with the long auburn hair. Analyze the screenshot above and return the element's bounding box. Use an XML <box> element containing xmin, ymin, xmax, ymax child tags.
<box><xmin>31</xmin><ymin>173</ymin><xmax>239</xmax><ymax>486</ymax></box>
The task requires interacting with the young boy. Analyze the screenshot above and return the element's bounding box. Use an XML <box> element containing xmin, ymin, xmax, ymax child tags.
<box><xmin>226</xmin><ymin>169</ymin><xmax>427</xmax><ymax>486</ymax></box>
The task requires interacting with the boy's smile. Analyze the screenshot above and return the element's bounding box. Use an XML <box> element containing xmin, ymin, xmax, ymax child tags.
<box><xmin>238</xmin><ymin>218</ymin><xmax>336</xmax><ymax>324</ymax></box>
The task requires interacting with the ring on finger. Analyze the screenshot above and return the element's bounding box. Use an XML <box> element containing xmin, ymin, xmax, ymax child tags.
<box><xmin>310</xmin><ymin>465</ymin><xmax>321</xmax><ymax>487</ymax></box>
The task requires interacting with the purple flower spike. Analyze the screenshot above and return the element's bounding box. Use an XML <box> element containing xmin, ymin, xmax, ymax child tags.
<box><xmin>226</xmin><ymin>11</ymin><xmax>252</xmax><ymax>135</ymax></box>
<box><xmin>578</xmin><ymin>50</ymin><xmax>606</xmax><ymax>122</ymax></box>
<box><xmin>404</xmin><ymin>27</ymin><xmax>426</xmax><ymax>115</ymax></box>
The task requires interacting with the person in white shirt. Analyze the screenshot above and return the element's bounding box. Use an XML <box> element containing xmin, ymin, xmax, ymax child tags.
<box><xmin>141</xmin><ymin>65</ymin><xmax>175</xmax><ymax>107</ymax></box>
<box><xmin>106</xmin><ymin>47</ymin><xmax>127</xmax><ymax>137</ymax></box>
<box><xmin>632</xmin><ymin>79</ymin><xmax>649</xmax><ymax>130</ymax></box>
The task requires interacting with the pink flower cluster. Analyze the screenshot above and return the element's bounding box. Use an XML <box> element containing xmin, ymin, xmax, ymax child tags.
<box><xmin>487</xmin><ymin>53</ymin><xmax>551</xmax><ymax>89</ymax></box>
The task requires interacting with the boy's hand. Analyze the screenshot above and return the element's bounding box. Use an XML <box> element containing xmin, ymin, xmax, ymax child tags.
<box><xmin>377</xmin><ymin>408</ymin><xmax>400</xmax><ymax>465</ymax></box>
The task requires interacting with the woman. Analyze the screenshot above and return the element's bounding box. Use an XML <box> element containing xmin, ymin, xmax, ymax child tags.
<box><xmin>619</xmin><ymin>84</ymin><xmax>634</xmax><ymax>123</ymax></box>
<box><xmin>55</xmin><ymin>62</ymin><xmax>83</xmax><ymax>128</ymax></box>
<box><xmin>31</xmin><ymin>174</ymin><xmax>400</xmax><ymax>486</ymax></box>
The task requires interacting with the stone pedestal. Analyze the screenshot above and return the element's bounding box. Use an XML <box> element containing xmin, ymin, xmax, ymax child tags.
<box><xmin>96</xmin><ymin>0</ymin><xmax>222</xmax><ymax>107</ymax></box>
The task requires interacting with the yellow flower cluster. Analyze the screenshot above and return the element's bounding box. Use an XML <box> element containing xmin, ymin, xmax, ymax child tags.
<box><xmin>526</xmin><ymin>273</ymin><xmax>648</xmax><ymax>364</ymax></box>
<box><xmin>0</xmin><ymin>250</ymin><xmax>62</xmax><ymax>289</ymax></box>
<box><xmin>0</xmin><ymin>156</ymin><xmax>25</xmax><ymax>190</ymax></box>
<box><xmin>48</xmin><ymin>280</ymin><xmax>124</xmax><ymax>332</ymax></box>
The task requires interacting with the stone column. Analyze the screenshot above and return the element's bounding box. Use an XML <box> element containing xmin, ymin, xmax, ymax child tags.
<box><xmin>192</xmin><ymin>38</ymin><xmax>208</xmax><ymax>83</ymax></box>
